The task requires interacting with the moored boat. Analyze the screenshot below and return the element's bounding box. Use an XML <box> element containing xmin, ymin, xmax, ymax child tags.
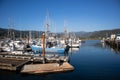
<box><xmin>31</xmin><ymin>45</ymin><xmax>65</xmax><ymax>53</ymax></box>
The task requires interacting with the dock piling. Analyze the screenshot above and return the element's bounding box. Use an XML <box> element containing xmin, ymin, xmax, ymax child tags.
<box><xmin>42</xmin><ymin>33</ymin><xmax>45</xmax><ymax>64</ymax></box>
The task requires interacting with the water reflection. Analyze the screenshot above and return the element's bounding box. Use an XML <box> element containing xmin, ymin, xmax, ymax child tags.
<box><xmin>69</xmin><ymin>47</ymin><xmax>80</xmax><ymax>53</ymax></box>
<box><xmin>82</xmin><ymin>40</ymin><xmax>120</xmax><ymax>54</ymax></box>
<box><xmin>102</xmin><ymin>42</ymin><xmax>105</xmax><ymax>48</ymax></box>
<box><xmin>69</xmin><ymin>42</ymin><xmax>82</xmax><ymax>53</ymax></box>
<box><xmin>110</xmin><ymin>47</ymin><xmax>120</xmax><ymax>54</ymax></box>
<box><xmin>101</xmin><ymin>41</ymin><xmax>120</xmax><ymax>54</ymax></box>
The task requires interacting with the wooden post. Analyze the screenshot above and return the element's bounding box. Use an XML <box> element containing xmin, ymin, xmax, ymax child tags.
<box><xmin>117</xmin><ymin>41</ymin><xmax>119</xmax><ymax>51</ymax></box>
<box><xmin>42</xmin><ymin>33</ymin><xmax>45</xmax><ymax>63</ymax></box>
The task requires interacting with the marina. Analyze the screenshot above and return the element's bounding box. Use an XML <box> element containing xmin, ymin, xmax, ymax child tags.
<box><xmin>0</xmin><ymin>51</ymin><xmax>71</xmax><ymax>71</ymax></box>
<box><xmin>0</xmin><ymin>40</ymin><xmax>120</xmax><ymax>80</ymax></box>
<box><xmin>0</xmin><ymin>16</ymin><xmax>120</xmax><ymax>80</ymax></box>
<box><xmin>0</xmin><ymin>14</ymin><xmax>82</xmax><ymax>75</ymax></box>
<box><xmin>0</xmin><ymin>13</ymin><xmax>82</xmax><ymax>74</ymax></box>
<box><xmin>0</xmin><ymin>0</ymin><xmax>120</xmax><ymax>80</ymax></box>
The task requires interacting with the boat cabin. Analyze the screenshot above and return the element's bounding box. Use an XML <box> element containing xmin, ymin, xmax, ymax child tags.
<box><xmin>116</xmin><ymin>34</ymin><xmax>120</xmax><ymax>41</ymax></box>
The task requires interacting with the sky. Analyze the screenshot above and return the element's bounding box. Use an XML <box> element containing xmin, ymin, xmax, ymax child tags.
<box><xmin>0</xmin><ymin>0</ymin><xmax>120</xmax><ymax>32</ymax></box>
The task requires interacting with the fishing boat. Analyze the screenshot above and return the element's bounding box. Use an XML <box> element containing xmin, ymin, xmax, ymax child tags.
<box><xmin>31</xmin><ymin>45</ymin><xmax>65</xmax><ymax>54</ymax></box>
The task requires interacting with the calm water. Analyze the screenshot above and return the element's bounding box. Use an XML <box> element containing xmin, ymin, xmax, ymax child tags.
<box><xmin>0</xmin><ymin>40</ymin><xmax>120</xmax><ymax>80</ymax></box>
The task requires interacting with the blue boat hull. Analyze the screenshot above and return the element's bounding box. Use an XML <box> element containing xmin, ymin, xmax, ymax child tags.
<box><xmin>31</xmin><ymin>46</ymin><xmax>65</xmax><ymax>53</ymax></box>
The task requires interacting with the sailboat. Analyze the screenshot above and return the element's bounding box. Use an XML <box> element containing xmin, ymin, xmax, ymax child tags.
<box><xmin>31</xmin><ymin>11</ymin><xmax>65</xmax><ymax>54</ymax></box>
<box><xmin>63</xmin><ymin>22</ymin><xmax>80</xmax><ymax>48</ymax></box>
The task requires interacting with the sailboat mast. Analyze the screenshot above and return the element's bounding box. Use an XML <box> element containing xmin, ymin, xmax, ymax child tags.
<box><xmin>45</xmin><ymin>11</ymin><xmax>50</xmax><ymax>38</ymax></box>
<box><xmin>8</xmin><ymin>18</ymin><xmax>14</xmax><ymax>39</ymax></box>
<box><xmin>20</xmin><ymin>30</ymin><xmax>22</xmax><ymax>39</ymax></box>
<box><xmin>64</xmin><ymin>20</ymin><xmax>68</xmax><ymax>39</ymax></box>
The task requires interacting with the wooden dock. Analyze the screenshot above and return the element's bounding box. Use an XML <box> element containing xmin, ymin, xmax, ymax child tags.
<box><xmin>0</xmin><ymin>34</ymin><xmax>74</xmax><ymax>73</ymax></box>
<box><xmin>105</xmin><ymin>40</ymin><xmax>120</xmax><ymax>50</ymax></box>
<box><xmin>0</xmin><ymin>52</ymin><xmax>73</xmax><ymax>73</ymax></box>
<box><xmin>21</xmin><ymin>62</ymin><xmax>74</xmax><ymax>74</ymax></box>
<box><xmin>0</xmin><ymin>57</ymin><xmax>30</xmax><ymax>71</ymax></box>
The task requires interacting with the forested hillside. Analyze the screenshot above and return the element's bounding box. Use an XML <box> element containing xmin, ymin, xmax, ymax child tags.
<box><xmin>0</xmin><ymin>28</ymin><xmax>120</xmax><ymax>39</ymax></box>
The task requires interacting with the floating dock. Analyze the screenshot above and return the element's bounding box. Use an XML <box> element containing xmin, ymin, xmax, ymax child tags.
<box><xmin>0</xmin><ymin>52</ymin><xmax>72</xmax><ymax>74</ymax></box>
<box><xmin>21</xmin><ymin>62</ymin><xmax>74</xmax><ymax>74</ymax></box>
<box><xmin>0</xmin><ymin>57</ymin><xmax>30</xmax><ymax>71</ymax></box>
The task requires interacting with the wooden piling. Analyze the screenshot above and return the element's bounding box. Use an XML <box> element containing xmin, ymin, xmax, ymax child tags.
<box><xmin>105</xmin><ymin>39</ymin><xmax>120</xmax><ymax>50</ymax></box>
<box><xmin>28</xmin><ymin>32</ymin><xmax>29</xmax><ymax>45</ymax></box>
<box><xmin>42</xmin><ymin>33</ymin><xmax>45</xmax><ymax>63</ymax></box>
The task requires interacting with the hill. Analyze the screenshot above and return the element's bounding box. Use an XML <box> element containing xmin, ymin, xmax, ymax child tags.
<box><xmin>0</xmin><ymin>28</ymin><xmax>120</xmax><ymax>39</ymax></box>
<box><xmin>73</xmin><ymin>29</ymin><xmax>120</xmax><ymax>39</ymax></box>
<box><xmin>85</xmin><ymin>29</ymin><xmax>120</xmax><ymax>39</ymax></box>
<box><xmin>0</xmin><ymin>28</ymin><xmax>44</xmax><ymax>39</ymax></box>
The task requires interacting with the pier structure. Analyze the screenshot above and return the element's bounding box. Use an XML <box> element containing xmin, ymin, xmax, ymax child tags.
<box><xmin>0</xmin><ymin>51</ymin><xmax>70</xmax><ymax>72</ymax></box>
<box><xmin>0</xmin><ymin>57</ymin><xmax>30</xmax><ymax>71</ymax></box>
<box><xmin>21</xmin><ymin>62</ymin><xmax>74</xmax><ymax>74</ymax></box>
<box><xmin>104</xmin><ymin>39</ymin><xmax>120</xmax><ymax>50</ymax></box>
<box><xmin>102</xmin><ymin>33</ymin><xmax>120</xmax><ymax>50</ymax></box>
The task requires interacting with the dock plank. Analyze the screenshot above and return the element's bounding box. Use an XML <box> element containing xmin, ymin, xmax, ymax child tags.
<box><xmin>21</xmin><ymin>62</ymin><xmax>74</xmax><ymax>74</ymax></box>
<box><xmin>0</xmin><ymin>58</ymin><xmax>30</xmax><ymax>71</ymax></box>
